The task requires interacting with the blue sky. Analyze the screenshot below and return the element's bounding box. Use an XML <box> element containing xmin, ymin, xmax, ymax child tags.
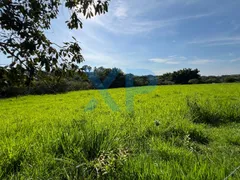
<box><xmin>1</xmin><ymin>0</ymin><xmax>240</xmax><ymax>76</ymax></box>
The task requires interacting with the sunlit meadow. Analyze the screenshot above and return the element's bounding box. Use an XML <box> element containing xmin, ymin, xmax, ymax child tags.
<box><xmin>0</xmin><ymin>84</ymin><xmax>240</xmax><ymax>179</ymax></box>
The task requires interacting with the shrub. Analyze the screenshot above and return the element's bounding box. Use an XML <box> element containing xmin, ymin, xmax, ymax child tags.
<box><xmin>224</xmin><ymin>77</ymin><xmax>237</xmax><ymax>83</ymax></box>
<box><xmin>188</xmin><ymin>79</ymin><xmax>200</xmax><ymax>84</ymax></box>
<box><xmin>0</xmin><ymin>86</ymin><xmax>27</xmax><ymax>98</ymax></box>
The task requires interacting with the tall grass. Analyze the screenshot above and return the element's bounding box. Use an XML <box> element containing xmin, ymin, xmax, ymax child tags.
<box><xmin>0</xmin><ymin>84</ymin><xmax>240</xmax><ymax>179</ymax></box>
<box><xmin>187</xmin><ymin>97</ymin><xmax>240</xmax><ymax>126</ymax></box>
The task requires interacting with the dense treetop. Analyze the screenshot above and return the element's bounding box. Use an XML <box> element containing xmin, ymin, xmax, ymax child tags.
<box><xmin>0</xmin><ymin>0</ymin><xmax>109</xmax><ymax>87</ymax></box>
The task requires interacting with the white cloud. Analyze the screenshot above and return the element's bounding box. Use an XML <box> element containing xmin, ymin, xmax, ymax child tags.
<box><xmin>167</xmin><ymin>61</ymin><xmax>181</xmax><ymax>64</ymax></box>
<box><xmin>205</xmin><ymin>41</ymin><xmax>240</xmax><ymax>46</ymax></box>
<box><xmin>188</xmin><ymin>59</ymin><xmax>215</xmax><ymax>65</ymax></box>
<box><xmin>83</xmin><ymin>0</ymin><xmax>215</xmax><ymax>35</ymax></box>
<box><xmin>114</xmin><ymin>5</ymin><xmax>127</xmax><ymax>19</ymax></box>
<box><xmin>149</xmin><ymin>56</ymin><xmax>184</xmax><ymax>64</ymax></box>
<box><xmin>169</xmin><ymin>55</ymin><xmax>178</xmax><ymax>58</ymax></box>
<box><xmin>149</xmin><ymin>56</ymin><xmax>218</xmax><ymax>65</ymax></box>
<box><xmin>103</xmin><ymin>12</ymin><xmax>214</xmax><ymax>35</ymax></box>
<box><xmin>230</xmin><ymin>58</ymin><xmax>240</xmax><ymax>62</ymax></box>
<box><xmin>149</xmin><ymin>58</ymin><xmax>168</xmax><ymax>63</ymax></box>
<box><xmin>188</xmin><ymin>36</ymin><xmax>240</xmax><ymax>46</ymax></box>
<box><xmin>80</xmin><ymin>44</ymin><xmax>121</xmax><ymax>67</ymax></box>
<box><xmin>179</xmin><ymin>56</ymin><xmax>187</xmax><ymax>60</ymax></box>
<box><xmin>111</xmin><ymin>0</ymin><xmax>128</xmax><ymax>19</ymax></box>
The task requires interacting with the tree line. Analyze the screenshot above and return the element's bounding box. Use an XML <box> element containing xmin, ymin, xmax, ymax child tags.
<box><xmin>1</xmin><ymin>66</ymin><xmax>239</xmax><ymax>98</ymax></box>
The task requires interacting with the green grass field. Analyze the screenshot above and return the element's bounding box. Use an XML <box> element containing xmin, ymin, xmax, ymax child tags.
<box><xmin>0</xmin><ymin>84</ymin><xmax>240</xmax><ymax>179</ymax></box>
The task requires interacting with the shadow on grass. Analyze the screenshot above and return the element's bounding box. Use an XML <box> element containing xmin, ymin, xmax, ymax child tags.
<box><xmin>162</xmin><ymin>126</ymin><xmax>209</xmax><ymax>145</ymax></box>
<box><xmin>187</xmin><ymin>98</ymin><xmax>240</xmax><ymax>126</ymax></box>
<box><xmin>0</xmin><ymin>149</ymin><xmax>25</xmax><ymax>178</ymax></box>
